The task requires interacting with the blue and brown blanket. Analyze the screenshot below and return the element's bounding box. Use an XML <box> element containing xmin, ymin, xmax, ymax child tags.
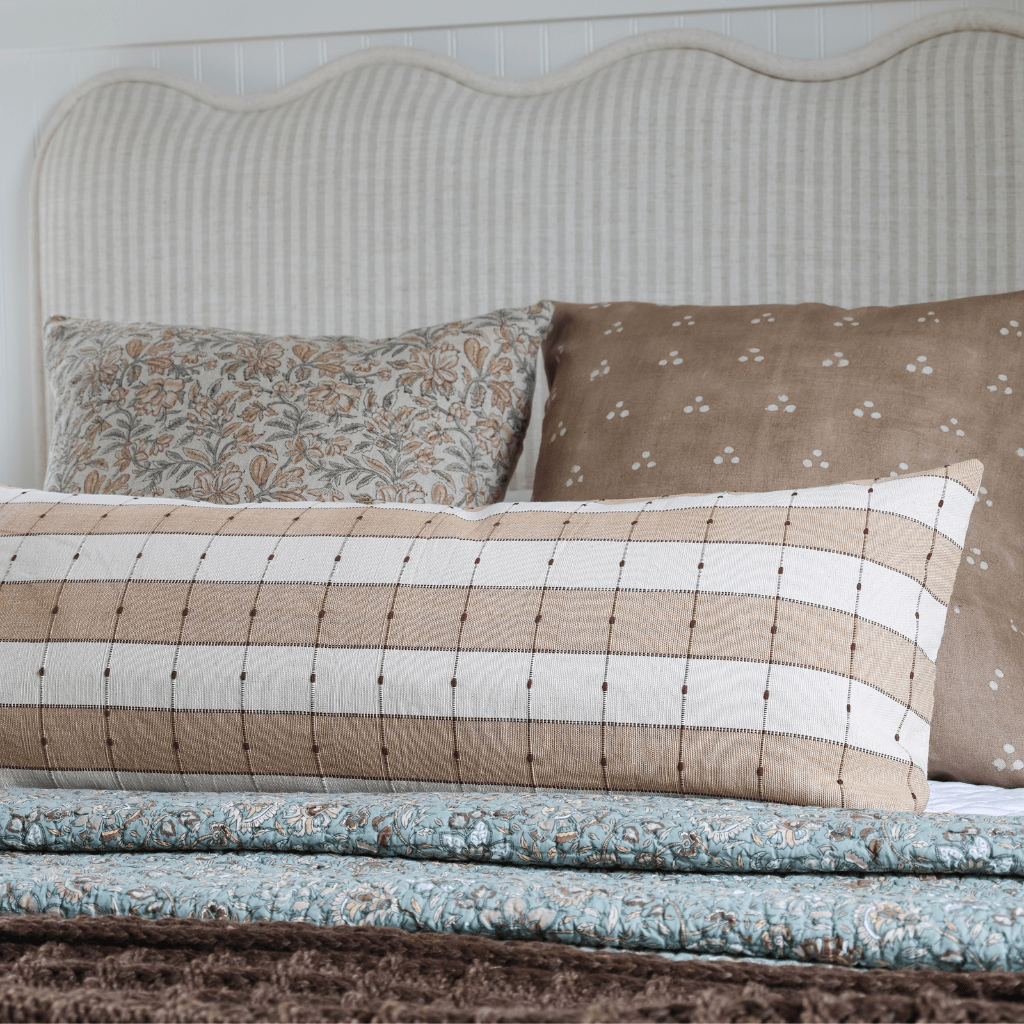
<box><xmin>2</xmin><ymin>788</ymin><xmax>1023</xmax><ymax>972</ymax></box>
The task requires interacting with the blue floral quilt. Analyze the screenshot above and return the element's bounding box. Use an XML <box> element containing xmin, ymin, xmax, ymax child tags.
<box><xmin>3</xmin><ymin>788</ymin><xmax>1024</xmax><ymax>972</ymax></box>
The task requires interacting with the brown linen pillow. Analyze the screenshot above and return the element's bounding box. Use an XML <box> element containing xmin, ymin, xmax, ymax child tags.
<box><xmin>532</xmin><ymin>296</ymin><xmax>1024</xmax><ymax>788</ymax></box>
<box><xmin>43</xmin><ymin>303</ymin><xmax>552</xmax><ymax>508</ymax></box>
<box><xmin>0</xmin><ymin>466</ymin><xmax>979</xmax><ymax>809</ymax></box>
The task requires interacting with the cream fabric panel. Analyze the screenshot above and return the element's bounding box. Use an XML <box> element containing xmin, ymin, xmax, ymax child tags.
<box><xmin>35</xmin><ymin>26</ymin><xmax>1024</xmax><ymax>493</ymax></box>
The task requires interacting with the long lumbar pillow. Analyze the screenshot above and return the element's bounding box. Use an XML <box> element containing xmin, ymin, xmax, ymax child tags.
<box><xmin>0</xmin><ymin>462</ymin><xmax>979</xmax><ymax>809</ymax></box>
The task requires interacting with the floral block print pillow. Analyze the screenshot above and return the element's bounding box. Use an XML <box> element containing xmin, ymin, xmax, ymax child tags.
<box><xmin>43</xmin><ymin>302</ymin><xmax>552</xmax><ymax>507</ymax></box>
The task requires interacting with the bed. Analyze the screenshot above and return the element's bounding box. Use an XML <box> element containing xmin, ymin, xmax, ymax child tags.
<box><xmin>4</xmin><ymin>8</ymin><xmax>1024</xmax><ymax>1015</ymax></box>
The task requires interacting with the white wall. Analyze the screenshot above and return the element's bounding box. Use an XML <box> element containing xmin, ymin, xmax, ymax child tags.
<box><xmin>0</xmin><ymin>0</ymin><xmax>1019</xmax><ymax>485</ymax></box>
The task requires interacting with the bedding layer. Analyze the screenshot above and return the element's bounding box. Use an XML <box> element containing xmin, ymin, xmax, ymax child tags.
<box><xmin>3</xmin><ymin>787</ymin><xmax>1024</xmax><ymax>972</ymax></box>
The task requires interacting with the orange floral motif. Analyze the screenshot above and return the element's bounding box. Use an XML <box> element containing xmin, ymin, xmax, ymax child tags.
<box><xmin>398</xmin><ymin>344</ymin><xmax>460</xmax><ymax>396</ymax></box>
<box><xmin>43</xmin><ymin>303</ymin><xmax>552</xmax><ymax>507</ymax></box>
<box><xmin>133</xmin><ymin>378</ymin><xmax>184</xmax><ymax>417</ymax></box>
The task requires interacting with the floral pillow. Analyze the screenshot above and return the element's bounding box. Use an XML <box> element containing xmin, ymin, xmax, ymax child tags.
<box><xmin>43</xmin><ymin>303</ymin><xmax>552</xmax><ymax>506</ymax></box>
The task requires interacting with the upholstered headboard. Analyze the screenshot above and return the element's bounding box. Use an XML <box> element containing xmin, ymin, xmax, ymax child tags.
<box><xmin>31</xmin><ymin>9</ymin><xmax>1024</xmax><ymax>492</ymax></box>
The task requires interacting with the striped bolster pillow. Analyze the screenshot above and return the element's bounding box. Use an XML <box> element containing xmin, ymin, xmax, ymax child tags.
<box><xmin>0</xmin><ymin>461</ymin><xmax>980</xmax><ymax>809</ymax></box>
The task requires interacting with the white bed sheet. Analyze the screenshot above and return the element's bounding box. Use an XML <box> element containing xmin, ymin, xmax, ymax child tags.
<box><xmin>927</xmin><ymin>780</ymin><xmax>1024</xmax><ymax>816</ymax></box>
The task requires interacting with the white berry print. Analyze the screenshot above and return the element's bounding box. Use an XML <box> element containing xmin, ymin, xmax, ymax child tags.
<box><xmin>564</xmin><ymin>464</ymin><xmax>584</xmax><ymax>488</ymax></box>
<box><xmin>989</xmin><ymin>667</ymin><xmax>1006</xmax><ymax>691</ymax></box>
<box><xmin>671</xmin><ymin>315</ymin><xmax>695</xmax><ymax>328</ymax></box>
<box><xmin>605</xmin><ymin>401</ymin><xmax>630</xmax><ymax>420</ymax></box>
<box><xmin>549</xmin><ymin>420</ymin><xmax>567</xmax><ymax>443</ymax></box>
<box><xmin>603</xmin><ymin>321</ymin><xmax>624</xmax><ymax>336</ymax></box>
<box><xmin>965</xmin><ymin>546</ymin><xmax>988</xmax><ymax>570</ymax></box>
<box><xmin>658</xmin><ymin>351</ymin><xmax>683</xmax><ymax>366</ymax></box>
<box><xmin>822</xmin><ymin>351</ymin><xmax>850</xmax><ymax>367</ymax></box>
<box><xmin>993</xmin><ymin>739</ymin><xmax>1022</xmax><ymax>772</ymax></box>
<box><xmin>713</xmin><ymin>446</ymin><xmax>740</xmax><ymax>466</ymax></box>
<box><xmin>738</xmin><ymin>348</ymin><xmax>764</xmax><ymax>363</ymax></box>
<box><xmin>750</xmin><ymin>312</ymin><xmax>775</xmax><ymax>324</ymax></box>
<box><xmin>682</xmin><ymin>396</ymin><xmax>710</xmax><ymax>414</ymax></box>
<box><xmin>888</xmin><ymin>461</ymin><xmax>911</xmax><ymax>478</ymax></box>
<box><xmin>802</xmin><ymin>449</ymin><xmax>829</xmax><ymax>469</ymax></box>
<box><xmin>977</xmin><ymin>486</ymin><xmax>993</xmax><ymax>508</ymax></box>
<box><xmin>916</xmin><ymin>311</ymin><xmax>941</xmax><ymax>324</ymax></box>
<box><xmin>631</xmin><ymin>450</ymin><xmax>657</xmax><ymax>471</ymax></box>
<box><xmin>764</xmin><ymin>394</ymin><xmax>796</xmax><ymax>413</ymax></box>
<box><xmin>853</xmin><ymin>399</ymin><xmax>882</xmax><ymax>420</ymax></box>
<box><xmin>906</xmin><ymin>354</ymin><xmax>934</xmax><ymax>374</ymax></box>
<box><xmin>590</xmin><ymin>360</ymin><xmax>611</xmax><ymax>381</ymax></box>
<box><xmin>987</xmin><ymin>373</ymin><xmax>1013</xmax><ymax>395</ymax></box>
<box><xmin>998</xmin><ymin>320</ymin><xmax>1022</xmax><ymax>338</ymax></box>
<box><xmin>939</xmin><ymin>417</ymin><xmax>965</xmax><ymax>437</ymax></box>
<box><xmin>832</xmin><ymin>316</ymin><xmax>860</xmax><ymax>328</ymax></box>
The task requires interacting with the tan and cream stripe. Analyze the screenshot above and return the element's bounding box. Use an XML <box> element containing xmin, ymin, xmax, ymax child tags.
<box><xmin>0</xmin><ymin>462</ymin><xmax>980</xmax><ymax>808</ymax></box>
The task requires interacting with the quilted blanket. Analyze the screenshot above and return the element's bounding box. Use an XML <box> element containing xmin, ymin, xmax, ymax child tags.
<box><xmin>2</xmin><ymin>788</ymin><xmax>1023</xmax><ymax>972</ymax></box>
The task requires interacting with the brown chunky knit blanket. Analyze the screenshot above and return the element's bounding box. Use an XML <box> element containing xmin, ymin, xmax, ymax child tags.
<box><xmin>1</xmin><ymin>916</ymin><xmax>1023</xmax><ymax>1023</ymax></box>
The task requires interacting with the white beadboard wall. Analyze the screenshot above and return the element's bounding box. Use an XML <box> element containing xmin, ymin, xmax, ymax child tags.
<box><xmin>0</xmin><ymin>0</ymin><xmax>1019</xmax><ymax>487</ymax></box>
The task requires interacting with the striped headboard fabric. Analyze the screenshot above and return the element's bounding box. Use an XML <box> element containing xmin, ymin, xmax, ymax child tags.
<box><xmin>31</xmin><ymin>10</ymin><xmax>1024</xmax><ymax>489</ymax></box>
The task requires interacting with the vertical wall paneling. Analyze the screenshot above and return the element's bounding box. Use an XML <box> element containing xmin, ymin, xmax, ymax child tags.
<box><xmin>728</xmin><ymin>9</ymin><xmax>775</xmax><ymax>50</ymax></box>
<box><xmin>823</xmin><ymin>4</ymin><xmax>872</xmax><ymax>54</ymax></box>
<box><xmin>1</xmin><ymin>0</ymin><xmax>1022</xmax><ymax>485</ymax></box>
<box><xmin>451</xmin><ymin>26</ymin><xmax>500</xmax><ymax>75</ymax></box>
<box><xmin>545</xmin><ymin>21</ymin><xmax>591</xmax><ymax>72</ymax></box>
<box><xmin>774</xmin><ymin>6</ymin><xmax>822</xmax><ymax>55</ymax></box>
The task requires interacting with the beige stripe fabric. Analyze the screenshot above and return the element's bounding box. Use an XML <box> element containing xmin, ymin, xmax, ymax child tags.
<box><xmin>0</xmin><ymin>462</ymin><xmax>980</xmax><ymax>808</ymax></box>
<box><xmin>34</xmin><ymin>28</ymin><xmax>1024</xmax><ymax>492</ymax></box>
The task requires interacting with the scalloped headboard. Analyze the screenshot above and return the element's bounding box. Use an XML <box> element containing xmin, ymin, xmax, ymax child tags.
<box><xmin>32</xmin><ymin>10</ymin><xmax>1024</xmax><ymax>491</ymax></box>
